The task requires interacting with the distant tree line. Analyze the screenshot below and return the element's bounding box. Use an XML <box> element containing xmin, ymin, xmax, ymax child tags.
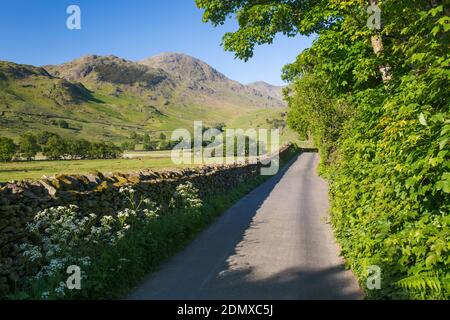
<box><xmin>265</xmin><ymin>118</ymin><xmax>286</xmax><ymax>129</ymax></box>
<box><xmin>123</xmin><ymin>127</ymin><xmax>227</xmax><ymax>152</ymax></box>
<box><xmin>123</xmin><ymin>131</ymin><xmax>178</xmax><ymax>151</ymax></box>
<box><xmin>0</xmin><ymin>132</ymin><xmax>122</xmax><ymax>162</ymax></box>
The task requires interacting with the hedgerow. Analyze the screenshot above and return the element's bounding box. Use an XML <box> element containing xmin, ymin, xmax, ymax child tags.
<box><xmin>284</xmin><ymin>3</ymin><xmax>449</xmax><ymax>299</ymax></box>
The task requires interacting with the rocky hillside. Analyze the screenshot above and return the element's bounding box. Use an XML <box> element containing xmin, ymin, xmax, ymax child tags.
<box><xmin>46</xmin><ymin>55</ymin><xmax>172</xmax><ymax>89</ymax></box>
<box><xmin>0</xmin><ymin>53</ymin><xmax>287</xmax><ymax>143</ymax></box>
<box><xmin>0</xmin><ymin>61</ymin><xmax>95</xmax><ymax>106</ymax></box>
<box><xmin>141</xmin><ymin>52</ymin><xmax>227</xmax><ymax>83</ymax></box>
<box><xmin>247</xmin><ymin>81</ymin><xmax>285</xmax><ymax>101</ymax></box>
<box><xmin>141</xmin><ymin>53</ymin><xmax>286</xmax><ymax>109</ymax></box>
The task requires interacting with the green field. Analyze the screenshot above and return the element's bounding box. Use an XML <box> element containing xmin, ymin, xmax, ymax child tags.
<box><xmin>0</xmin><ymin>157</ymin><xmax>195</xmax><ymax>182</ymax></box>
<box><xmin>0</xmin><ymin>137</ymin><xmax>312</xmax><ymax>182</ymax></box>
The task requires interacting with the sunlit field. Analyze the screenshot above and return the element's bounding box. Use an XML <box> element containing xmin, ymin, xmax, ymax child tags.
<box><xmin>0</xmin><ymin>156</ymin><xmax>194</xmax><ymax>182</ymax></box>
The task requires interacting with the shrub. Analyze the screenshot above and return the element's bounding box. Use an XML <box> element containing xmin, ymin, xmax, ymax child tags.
<box><xmin>57</xmin><ymin>120</ymin><xmax>69</xmax><ymax>129</ymax></box>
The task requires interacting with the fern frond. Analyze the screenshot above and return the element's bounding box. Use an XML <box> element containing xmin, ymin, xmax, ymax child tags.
<box><xmin>396</xmin><ymin>272</ymin><xmax>444</xmax><ymax>292</ymax></box>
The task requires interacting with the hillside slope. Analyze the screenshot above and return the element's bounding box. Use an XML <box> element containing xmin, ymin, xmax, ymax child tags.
<box><xmin>0</xmin><ymin>54</ymin><xmax>287</xmax><ymax>143</ymax></box>
<box><xmin>140</xmin><ymin>52</ymin><xmax>286</xmax><ymax>109</ymax></box>
<box><xmin>247</xmin><ymin>81</ymin><xmax>285</xmax><ymax>101</ymax></box>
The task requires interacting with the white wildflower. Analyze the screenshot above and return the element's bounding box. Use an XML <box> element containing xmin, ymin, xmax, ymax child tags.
<box><xmin>79</xmin><ymin>256</ymin><xmax>92</xmax><ymax>267</ymax></box>
<box><xmin>54</xmin><ymin>282</ymin><xmax>66</xmax><ymax>296</ymax></box>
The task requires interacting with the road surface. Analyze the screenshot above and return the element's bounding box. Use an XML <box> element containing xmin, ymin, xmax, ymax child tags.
<box><xmin>129</xmin><ymin>152</ymin><xmax>362</xmax><ymax>300</ymax></box>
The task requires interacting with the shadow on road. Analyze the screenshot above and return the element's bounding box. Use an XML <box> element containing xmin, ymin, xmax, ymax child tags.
<box><xmin>200</xmin><ymin>264</ymin><xmax>362</xmax><ymax>300</ymax></box>
<box><xmin>130</xmin><ymin>153</ymin><xmax>362</xmax><ymax>300</ymax></box>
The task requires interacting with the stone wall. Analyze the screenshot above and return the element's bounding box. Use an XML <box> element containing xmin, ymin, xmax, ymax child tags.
<box><xmin>0</xmin><ymin>145</ymin><xmax>300</xmax><ymax>297</ymax></box>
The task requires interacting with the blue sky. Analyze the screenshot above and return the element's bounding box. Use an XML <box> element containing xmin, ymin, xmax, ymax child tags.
<box><xmin>0</xmin><ymin>0</ymin><xmax>313</xmax><ymax>85</ymax></box>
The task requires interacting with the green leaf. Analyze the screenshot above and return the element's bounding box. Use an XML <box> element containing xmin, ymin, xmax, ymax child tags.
<box><xmin>431</xmin><ymin>25</ymin><xmax>440</xmax><ymax>37</ymax></box>
<box><xmin>412</xmin><ymin>53</ymin><xmax>426</xmax><ymax>63</ymax></box>
<box><xmin>438</xmin><ymin>16</ymin><xmax>450</xmax><ymax>32</ymax></box>
<box><xmin>419</xmin><ymin>113</ymin><xmax>428</xmax><ymax>126</ymax></box>
<box><xmin>426</xmin><ymin>254</ymin><xmax>438</xmax><ymax>267</ymax></box>
<box><xmin>437</xmin><ymin>173</ymin><xmax>450</xmax><ymax>193</ymax></box>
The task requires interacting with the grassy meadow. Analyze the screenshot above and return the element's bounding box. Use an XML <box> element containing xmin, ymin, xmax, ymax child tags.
<box><xmin>0</xmin><ymin>156</ymin><xmax>194</xmax><ymax>182</ymax></box>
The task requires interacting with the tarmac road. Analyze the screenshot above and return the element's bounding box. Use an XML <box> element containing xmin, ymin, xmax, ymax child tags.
<box><xmin>129</xmin><ymin>152</ymin><xmax>362</xmax><ymax>300</ymax></box>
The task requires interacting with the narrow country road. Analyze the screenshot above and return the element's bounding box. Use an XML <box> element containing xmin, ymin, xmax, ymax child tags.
<box><xmin>129</xmin><ymin>152</ymin><xmax>362</xmax><ymax>300</ymax></box>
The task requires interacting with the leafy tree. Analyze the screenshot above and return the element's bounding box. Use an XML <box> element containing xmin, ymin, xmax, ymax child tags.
<box><xmin>142</xmin><ymin>133</ymin><xmax>154</xmax><ymax>151</ymax></box>
<box><xmin>88</xmin><ymin>142</ymin><xmax>122</xmax><ymax>159</ymax></box>
<box><xmin>130</xmin><ymin>131</ymin><xmax>143</xmax><ymax>143</ymax></box>
<box><xmin>157</xmin><ymin>140</ymin><xmax>168</xmax><ymax>151</ymax></box>
<box><xmin>66</xmin><ymin>139</ymin><xmax>91</xmax><ymax>159</ymax></box>
<box><xmin>18</xmin><ymin>133</ymin><xmax>40</xmax><ymax>160</ymax></box>
<box><xmin>159</xmin><ymin>132</ymin><xmax>167</xmax><ymax>140</ymax></box>
<box><xmin>36</xmin><ymin>131</ymin><xmax>59</xmax><ymax>146</ymax></box>
<box><xmin>143</xmin><ymin>133</ymin><xmax>151</xmax><ymax>144</ymax></box>
<box><xmin>31</xmin><ymin>130</ymin><xmax>123</xmax><ymax>161</ymax></box>
<box><xmin>77</xmin><ymin>139</ymin><xmax>92</xmax><ymax>159</ymax></box>
<box><xmin>143</xmin><ymin>143</ymin><xmax>154</xmax><ymax>151</ymax></box>
<box><xmin>105</xmin><ymin>143</ymin><xmax>122</xmax><ymax>159</ymax></box>
<box><xmin>129</xmin><ymin>132</ymin><xmax>138</xmax><ymax>140</ymax></box>
<box><xmin>196</xmin><ymin>0</ymin><xmax>332</xmax><ymax>60</ymax></box>
<box><xmin>43</xmin><ymin>135</ymin><xmax>67</xmax><ymax>160</ymax></box>
<box><xmin>0</xmin><ymin>137</ymin><xmax>17</xmax><ymax>162</ymax></box>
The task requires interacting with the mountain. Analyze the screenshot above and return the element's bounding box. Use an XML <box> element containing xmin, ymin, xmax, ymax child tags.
<box><xmin>247</xmin><ymin>81</ymin><xmax>285</xmax><ymax>101</ymax></box>
<box><xmin>0</xmin><ymin>61</ymin><xmax>95</xmax><ymax>106</ymax></box>
<box><xmin>0</xmin><ymin>53</ymin><xmax>287</xmax><ymax>143</ymax></box>
<box><xmin>140</xmin><ymin>53</ymin><xmax>286</xmax><ymax>109</ymax></box>
<box><xmin>140</xmin><ymin>52</ymin><xmax>227</xmax><ymax>83</ymax></box>
<box><xmin>46</xmin><ymin>55</ymin><xmax>172</xmax><ymax>89</ymax></box>
<box><xmin>45</xmin><ymin>55</ymin><xmax>177</xmax><ymax>109</ymax></box>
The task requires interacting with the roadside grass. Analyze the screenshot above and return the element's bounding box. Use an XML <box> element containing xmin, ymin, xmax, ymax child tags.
<box><xmin>91</xmin><ymin>175</ymin><xmax>271</xmax><ymax>298</ymax></box>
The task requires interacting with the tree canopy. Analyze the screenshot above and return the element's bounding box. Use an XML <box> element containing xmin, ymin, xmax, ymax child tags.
<box><xmin>196</xmin><ymin>0</ymin><xmax>334</xmax><ymax>60</ymax></box>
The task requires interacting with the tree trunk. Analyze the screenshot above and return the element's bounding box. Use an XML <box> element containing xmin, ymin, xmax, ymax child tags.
<box><xmin>368</xmin><ymin>0</ymin><xmax>392</xmax><ymax>83</ymax></box>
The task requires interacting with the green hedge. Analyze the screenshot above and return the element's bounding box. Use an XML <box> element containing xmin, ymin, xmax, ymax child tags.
<box><xmin>285</xmin><ymin>3</ymin><xmax>449</xmax><ymax>299</ymax></box>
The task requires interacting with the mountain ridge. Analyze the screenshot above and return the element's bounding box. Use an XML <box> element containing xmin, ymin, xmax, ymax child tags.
<box><xmin>0</xmin><ymin>53</ymin><xmax>288</xmax><ymax>143</ymax></box>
